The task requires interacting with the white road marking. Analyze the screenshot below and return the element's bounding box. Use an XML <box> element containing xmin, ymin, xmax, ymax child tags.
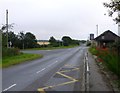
<box><xmin>47</xmin><ymin>61</ymin><xmax>58</xmax><ymax>68</ymax></box>
<box><xmin>36</xmin><ymin>60</ymin><xmax>59</xmax><ymax>74</ymax></box>
<box><xmin>3</xmin><ymin>84</ymin><xmax>16</xmax><ymax>91</ymax></box>
<box><xmin>46</xmin><ymin>50</ymin><xmax>51</xmax><ymax>51</ymax></box>
<box><xmin>36</xmin><ymin>68</ymin><xmax>46</xmax><ymax>74</ymax></box>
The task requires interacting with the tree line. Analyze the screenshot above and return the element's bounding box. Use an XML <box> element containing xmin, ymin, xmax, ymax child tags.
<box><xmin>1</xmin><ymin>24</ymin><xmax>83</xmax><ymax>49</ymax></box>
<box><xmin>2</xmin><ymin>31</ymin><xmax>38</xmax><ymax>49</ymax></box>
<box><xmin>49</xmin><ymin>36</ymin><xmax>81</xmax><ymax>47</ymax></box>
<box><xmin>1</xmin><ymin>24</ymin><xmax>39</xmax><ymax>49</ymax></box>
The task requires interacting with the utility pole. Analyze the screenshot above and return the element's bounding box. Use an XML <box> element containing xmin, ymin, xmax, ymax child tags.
<box><xmin>118</xmin><ymin>11</ymin><xmax>120</xmax><ymax>36</ymax></box>
<box><xmin>96</xmin><ymin>24</ymin><xmax>98</xmax><ymax>37</ymax></box>
<box><xmin>6</xmin><ymin>9</ymin><xmax>8</xmax><ymax>48</ymax></box>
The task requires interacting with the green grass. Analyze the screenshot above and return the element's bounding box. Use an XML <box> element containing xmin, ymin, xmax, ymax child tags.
<box><xmin>89</xmin><ymin>47</ymin><xmax>120</xmax><ymax>89</ymax></box>
<box><xmin>1</xmin><ymin>53</ymin><xmax>43</xmax><ymax>68</ymax></box>
<box><xmin>23</xmin><ymin>45</ymin><xmax>79</xmax><ymax>50</ymax></box>
<box><xmin>89</xmin><ymin>47</ymin><xmax>98</xmax><ymax>55</ymax></box>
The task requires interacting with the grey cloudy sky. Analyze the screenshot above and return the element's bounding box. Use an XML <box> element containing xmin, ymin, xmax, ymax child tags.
<box><xmin>0</xmin><ymin>0</ymin><xmax>118</xmax><ymax>40</ymax></box>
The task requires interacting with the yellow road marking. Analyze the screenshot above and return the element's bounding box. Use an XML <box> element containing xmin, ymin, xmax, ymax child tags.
<box><xmin>38</xmin><ymin>80</ymin><xmax>78</xmax><ymax>90</ymax></box>
<box><xmin>38</xmin><ymin>88</ymin><xmax>46</xmax><ymax>93</ymax></box>
<box><xmin>56</xmin><ymin>72</ymin><xmax>77</xmax><ymax>81</ymax></box>
<box><xmin>60</xmin><ymin>68</ymin><xmax>79</xmax><ymax>73</ymax></box>
<box><xmin>38</xmin><ymin>66</ymin><xmax>80</xmax><ymax>91</ymax></box>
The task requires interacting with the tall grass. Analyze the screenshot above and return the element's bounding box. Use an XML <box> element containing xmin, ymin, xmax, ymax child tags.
<box><xmin>2</xmin><ymin>47</ymin><xmax>20</xmax><ymax>57</ymax></box>
<box><xmin>89</xmin><ymin>47</ymin><xmax>120</xmax><ymax>78</ymax></box>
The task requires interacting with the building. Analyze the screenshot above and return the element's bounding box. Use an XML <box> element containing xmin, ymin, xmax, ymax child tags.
<box><xmin>37</xmin><ymin>40</ymin><xmax>50</xmax><ymax>45</ymax></box>
<box><xmin>94</xmin><ymin>30</ymin><xmax>120</xmax><ymax>48</ymax></box>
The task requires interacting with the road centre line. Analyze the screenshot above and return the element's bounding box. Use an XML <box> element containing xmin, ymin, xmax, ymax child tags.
<box><xmin>36</xmin><ymin>68</ymin><xmax>46</xmax><ymax>74</ymax></box>
<box><xmin>47</xmin><ymin>61</ymin><xmax>58</xmax><ymax>68</ymax></box>
<box><xmin>3</xmin><ymin>84</ymin><xmax>16</xmax><ymax>91</ymax></box>
<box><xmin>36</xmin><ymin>61</ymin><xmax>59</xmax><ymax>74</ymax></box>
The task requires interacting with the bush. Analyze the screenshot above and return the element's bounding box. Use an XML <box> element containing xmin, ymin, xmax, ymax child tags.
<box><xmin>95</xmin><ymin>47</ymin><xmax>120</xmax><ymax>78</ymax></box>
<box><xmin>2</xmin><ymin>47</ymin><xmax>20</xmax><ymax>57</ymax></box>
<box><xmin>86</xmin><ymin>42</ymin><xmax>91</xmax><ymax>46</ymax></box>
<box><xmin>100</xmin><ymin>52</ymin><xmax>120</xmax><ymax>77</ymax></box>
<box><xmin>89</xmin><ymin>47</ymin><xmax>98</xmax><ymax>55</ymax></box>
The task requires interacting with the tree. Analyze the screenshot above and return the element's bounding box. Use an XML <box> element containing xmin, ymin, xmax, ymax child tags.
<box><xmin>24</xmin><ymin>32</ymin><xmax>37</xmax><ymax>48</ymax></box>
<box><xmin>62</xmin><ymin>36</ymin><xmax>72</xmax><ymax>46</ymax></box>
<box><xmin>49</xmin><ymin>36</ymin><xmax>56</xmax><ymax>44</ymax></box>
<box><xmin>2</xmin><ymin>32</ymin><xmax>7</xmax><ymax>47</ymax></box>
<box><xmin>49</xmin><ymin>36</ymin><xmax>59</xmax><ymax>47</ymax></box>
<box><xmin>8</xmin><ymin>31</ymin><xmax>20</xmax><ymax>48</ymax></box>
<box><xmin>1</xmin><ymin>24</ymin><xmax>14</xmax><ymax>47</ymax></box>
<box><xmin>71</xmin><ymin>40</ymin><xmax>80</xmax><ymax>45</ymax></box>
<box><xmin>103</xmin><ymin>0</ymin><xmax>120</xmax><ymax>23</ymax></box>
<box><xmin>0</xmin><ymin>23</ymin><xmax>14</xmax><ymax>32</ymax></box>
<box><xmin>18</xmin><ymin>31</ymin><xmax>25</xmax><ymax>49</ymax></box>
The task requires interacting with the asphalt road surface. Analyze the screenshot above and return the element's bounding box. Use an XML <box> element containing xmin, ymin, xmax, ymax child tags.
<box><xmin>2</xmin><ymin>45</ymin><xmax>87</xmax><ymax>92</ymax></box>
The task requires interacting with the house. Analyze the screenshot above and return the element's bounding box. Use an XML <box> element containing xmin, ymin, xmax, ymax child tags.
<box><xmin>37</xmin><ymin>40</ymin><xmax>50</xmax><ymax>45</ymax></box>
<box><xmin>94</xmin><ymin>30</ymin><xmax>120</xmax><ymax>48</ymax></box>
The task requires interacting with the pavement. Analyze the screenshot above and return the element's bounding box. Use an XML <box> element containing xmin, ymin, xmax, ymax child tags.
<box><xmin>88</xmin><ymin>51</ymin><xmax>114</xmax><ymax>91</ymax></box>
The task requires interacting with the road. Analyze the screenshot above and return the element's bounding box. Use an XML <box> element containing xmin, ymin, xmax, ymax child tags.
<box><xmin>2</xmin><ymin>46</ymin><xmax>87</xmax><ymax>92</ymax></box>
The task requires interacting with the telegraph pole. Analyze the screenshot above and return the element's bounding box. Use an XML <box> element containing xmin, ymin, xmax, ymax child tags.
<box><xmin>96</xmin><ymin>24</ymin><xmax>98</xmax><ymax>37</ymax></box>
<box><xmin>6</xmin><ymin>9</ymin><xmax>8</xmax><ymax>48</ymax></box>
<box><xmin>118</xmin><ymin>11</ymin><xmax>120</xmax><ymax>36</ymax></box>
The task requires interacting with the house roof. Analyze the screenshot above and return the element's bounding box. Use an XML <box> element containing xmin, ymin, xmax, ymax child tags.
<box><xmin>94</xmin><ymin>30</ymin><xmax>120</xmax><ymax>41</ymax></box>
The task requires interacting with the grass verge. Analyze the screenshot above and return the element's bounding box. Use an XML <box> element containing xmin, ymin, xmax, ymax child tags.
<box><xmin>89</xmin><ymin>47</ymin><xmax>120</xmax><ymax>90</ymax></box>
<box><xmin>89</xmin><ymin>47</ymin><xmax>98</xmax><ymax>55</ymax></box>
<box><xmin>1</xmin><ymin>53</ymin><xmax>43</xmax><ymax>68</ymax></box>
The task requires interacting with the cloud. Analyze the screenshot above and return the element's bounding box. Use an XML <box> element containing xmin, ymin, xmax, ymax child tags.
<box><xmin>0</xmin><ymin>0</ymin><xmax>118</xmax><ymax>40</ymax></box>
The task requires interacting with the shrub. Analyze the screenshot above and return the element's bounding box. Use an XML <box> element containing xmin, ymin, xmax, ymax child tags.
<box><xmin>86</xmin><ymin>42</ymin><xmax>91</xmax><ymax>46</ymax></box>
<box><xmin>2</xmin><ymin>47</ymin><xmax>20</xmax><ymax>57</ymax></box>
<box><xmin>95</xmin><ymin>47</ymin><xmax>120</xmax><ymax>77</ymax></box>
<box><xmin>89</xmin><ymin>47</ymin><xmax>98</xmax><ymax>55</ymax></box>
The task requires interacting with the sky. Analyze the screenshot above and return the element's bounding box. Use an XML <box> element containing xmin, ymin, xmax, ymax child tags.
<box><xmin>0</xmin><ymin>0</ymin><xmax>118</xmax><ymax>40</ymax></box>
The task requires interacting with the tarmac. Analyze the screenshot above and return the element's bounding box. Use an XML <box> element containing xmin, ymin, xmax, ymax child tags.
<box><xmin>88</xmin><ymin>51</ymin><xmax>114</xmax><ymax>91</ymax></box>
